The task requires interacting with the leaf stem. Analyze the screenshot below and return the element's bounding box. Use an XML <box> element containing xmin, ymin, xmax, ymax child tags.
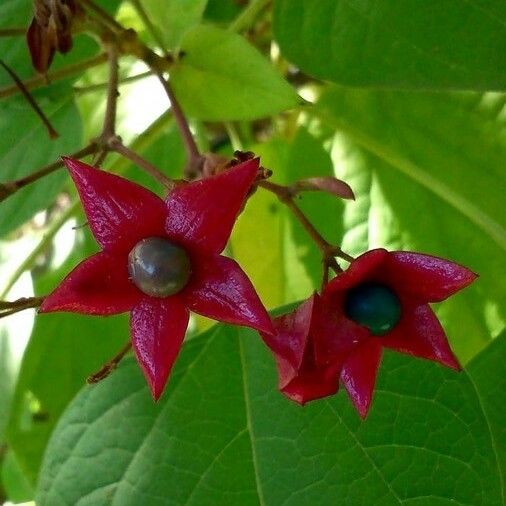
<box><xmin>259</xmin><ymin>180</ymin><xmax>354</xmax><ymax>283</ymax></box>
<box><xmin>0</xmin><ymin>28</ymin><xmax>26</xmax><ymax>37</ymax></box>
<box><xmin>229</xmin><ymin>0</ymin><xmax>271</xmax><ymax>33</ymax></box>
<box><xmin>109</xmin><ymin>137</ymin><xmax>175</xmax><ymax>189</ymax></box>
<box><xmin>73</xmin><ymin>70</ymin><xmax>153</xmax><ymax>95</ymax></box>
<box><xmin>129</xmin><ymin>0</ymin><xmax>167</xmax><ymax>52</ymax></box>
<box><xmin>101</xmin><ymin>42</ymin><xmax>119</xmax><ymax>140</ymax></box>
<box><xmin>155</xmin><ymin>73</ymin><xmax>202</xmax><ymax>178</ymax></box>
<box><xmin>0</xmin><ymin>53</ymin><xmax>107</xmax><ymax>100</ymax></box>
<box><xmin>0</xmin><ymin>296</ymin><xmax>45</xmax><ymax>319</ymax></box>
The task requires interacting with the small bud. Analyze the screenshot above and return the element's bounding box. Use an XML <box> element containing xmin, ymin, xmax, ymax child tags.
<box><xmin>27</xmin><ymin>0</ymin><xmax>83</xmax><ymax>73</ymax></box>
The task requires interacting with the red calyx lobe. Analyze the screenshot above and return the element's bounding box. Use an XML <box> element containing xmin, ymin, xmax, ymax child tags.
<box><xmin>262</xmin><ymin>249</ymin><xmax>476</xmax><ymax>418</ymax></box>
<box><xmin>260</xmin><ymin>294</ymin><xmax>360</xmax><ymax>405</ymax></box>
<box><xmin>326</xmin><ymin>249</ymin><xmax>476</xmax><ymax>417</ymax></box>
<box><xmin>40</xmin><ymin>157</ymin><xmax>274</xmax><ymax>400</ymax></box>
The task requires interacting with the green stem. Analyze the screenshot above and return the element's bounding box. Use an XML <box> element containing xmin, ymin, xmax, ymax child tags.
<box><xmin>229</xmin><ymin>0</ymin><xmax>271</xmax><ymax>33</ymax></box>
<box><xmin>129</xmin><ymin>0</ymin><xmax>167</xmax><ymax>52</ymax></box>
<box><xmin>73</xmin><ymin>70</ymin><xmax>153</xmax><ymax>95</ymax></box>
<box><xmin>0</xmin><ymin>53</ymin><xmax>107</xmax><ymax>100</ymax></box>
<box><xmin>0</xmin><ymin>28</ymin><xmax>26</xmax><ymax>37</ymax></box>
<box><xmin>224</xmin><ymin>122</ymin><xmax>243</xmax><ymax>151</ymax></box>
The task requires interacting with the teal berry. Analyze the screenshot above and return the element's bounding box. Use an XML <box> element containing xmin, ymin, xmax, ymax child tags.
<box><xmin>128</xmin><ymin>237</ymin><xmax>192</xmax><ymax>297</ymax></box>
<box><xmin>344</xmin><ymin>283</ymin><xmax>402</xmax><ymax>335</ymax></box>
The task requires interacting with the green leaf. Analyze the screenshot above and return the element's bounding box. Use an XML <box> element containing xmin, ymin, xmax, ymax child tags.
<box><xmin>6</xmin><ymin>228</ymin><xmax>126</xmax><ymax>485</ymax></box>
<box><xmin>466</xmin><ymin>330</ymin><xmax>506</xmax><ymax>485</ymax></box>
<box><xmin>140</xmin><ymin>0</ymin><xmax>208</xmax><ymax>50</ymax></box>
<box><xmin>204</xmin><ymin>0</ymin><xmax>242</xmax><ymax>23</ymax></box>
<box><xmin>273</xmin><ymin>0</ymin><xmax>506</xmax><ymax>90</ymax></box>
<box><xmin>231</xmin><ymin>139</ymin><xmax>290</xmax><ymax>307</ymax></box>
<box><xmin>0</xmin><ymin>1</ymin><xmax>33</xmax><ymax>88</ymax></box>
<box><xmin>317</xmin><ymin>87</ymin><xmax>505</xmax><ymax>362</ymax></box>
<box><xmin>1</xmin><ymin>449</ymin><xmax>34</xmax><ymax>503</ymax></box>
<box><xmin>170</xmin><ymin>25</ymin><xmax>299</xmax><ymax>120</ymax></box>
<box><xmin>36</xmin><ymin>324</ymin><xmax>505</xmax><ymax>505</ymax></box>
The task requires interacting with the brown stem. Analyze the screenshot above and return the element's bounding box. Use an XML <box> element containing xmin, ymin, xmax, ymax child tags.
<box><xmin>259</xmin><ymin>180</ymin><xmax>354</xmax><ymax>284</ymax></box>
<box><xmin>92</xmin><ymin>149</ymin><xmax>109</xmax><ymax>167</ymax></box>
<box><xmin>154</xmin><ymin>73</ymin><xmax>202</xmax><ymax>178</ymax></box>
<box><xmin>109</xmin><ymin>137</ymin><xmax>175</xmax><ymax>189</ymax></box>
<box><xmin>102</xmin><ymin>42</ymin><xmax>119</xmax><ymax>139</ymax></box>
<box><xmin>87</xmin><ymin>341</ymin><xmax>132</xmax><ymax>383</ymax></box>
<box><xmin>0</xmin><ymin>296</ymin><xmax>45</xmax><ymax>319</ymax></box>
<box><xmin>0</xmin><ymin>59</ymin><xmax>58</xmax><ymax>139</ymax></box>
<box><xmin>0</xmin><ymin>53</ymin><xmax>107</xmax><ymax>100</ymax></box>
<box><xmin>0</xmin><ymin>144</ymin><xmax>98</xmax><ymax>202</ymax></box>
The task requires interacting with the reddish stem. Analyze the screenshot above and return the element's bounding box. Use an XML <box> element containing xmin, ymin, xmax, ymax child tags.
<box><xmin>0</xmin><ymin>296</ymin><xmax>45</xmax><ymax>319</ymax></box>
<box><xmin>259</xmin><ymin>180</ymin><xmax>354</xmax><ymax>286</ymax></box>
<box><xmin>155</xmin><ymin>73</ymin><xmax>203</xmax><ymax>178</ymax></box>
<box><xmin>0</xmin><ymin>144</ymin><xmax>98</xmax><ymax>202</ymax></box>
<box><xmin>0</xmin><ymin>59</ymin><xmax>58</xmax><ymax>139</ymax></box>
<box><xmin>87</xmin><ymin>341</ymin><xmax>132</xmax><ymax>383</ymax></box>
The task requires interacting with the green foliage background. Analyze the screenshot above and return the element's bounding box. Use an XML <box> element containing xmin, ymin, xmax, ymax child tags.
<box><xmin>0</xmin><ymin>0</ymin><xmax>504</xmax><ymax>504</ymax></box>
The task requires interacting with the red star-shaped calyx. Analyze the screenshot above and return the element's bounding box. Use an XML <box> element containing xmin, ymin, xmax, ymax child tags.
<box><xmin>40</xmin><ymin>157</ymin><xmax>274</xmax><ymax>399</ymax></box>
<box><xmin>261</xmin><ymin>249</ymin><xmax>476</xmax><ymax>417</ymax></box>
<box><xmin>260</xmin><ymin>294</ymin><xmax>360</xmax><ymax>405</ymax></box>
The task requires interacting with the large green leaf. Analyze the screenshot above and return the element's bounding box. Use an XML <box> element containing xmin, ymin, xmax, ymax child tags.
<box><xmin>273</xmin><ymin>0</ymin><xmax>506</xmax><ymax>90</ymax></box>
<box><xmin>316</xmin><ymin>87</ymin><xmax>505</xmax><ymax>363</ymax></box>
<box><xmin>170</xmin><ymin>25</ymin><xmax>299</xmax><ymax>120</ymax></box>
<box><xmin>36</xmin><ymin>324</ymin><xmax>505</xmax><ymax>505</ymax></box>
<box><xmin>466</xmin><ymin>330</ymin><xmax>506</xmax><ymax>488</ymax></box>
<box><xmin>5</xmin><ymin>227</ymin><xmax>127</xmax><ymax>485</ymax></box>
<box><xmin>140</xmin><ymin>0</ymin><xmax>208</xmax><ymax>50</ymax></box>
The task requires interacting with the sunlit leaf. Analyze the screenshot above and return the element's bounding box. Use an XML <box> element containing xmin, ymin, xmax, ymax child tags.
<box><xmin>317</xmin><ymin>87</ymin><xmax>506</xmax><ymax>362</ymax></box>
<box><xmin>170</xmin><ymin>25</ymin><xmax>299</xmax><ymax>120</ymax></box>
